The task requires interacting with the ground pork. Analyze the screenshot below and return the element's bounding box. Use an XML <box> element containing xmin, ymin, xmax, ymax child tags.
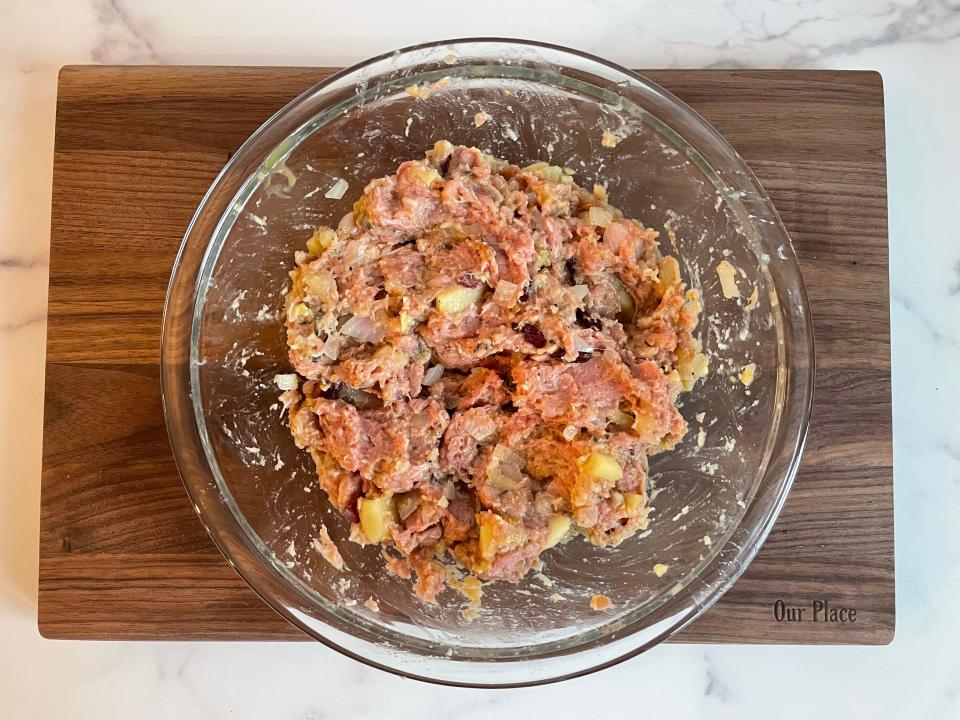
<box><xmin>282</xmin><ymin>142</ymin><xmax>707</xmax><ymax>599</ymax></box>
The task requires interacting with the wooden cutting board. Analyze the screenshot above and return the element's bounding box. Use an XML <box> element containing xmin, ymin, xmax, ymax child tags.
<box><xmin>40</xmin><ymin>66</ymin><xmax>893</xmax><ymax>644</ymax></box>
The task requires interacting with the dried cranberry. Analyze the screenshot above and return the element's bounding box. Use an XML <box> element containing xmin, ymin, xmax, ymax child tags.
<box><xmin>576</xmin><ymin>308</ymin><xmax>602</xmax><ymax>330</ymax></box>
<box><xmin>519</xmin><ymin>324</ymin><xmax>547</xmax><ymax>348</ymax></box>
<box><xmin>519</xmin><ymin>291</ymin><xmax>530</xmax><ymax>303</ymax></box>
<box><xmin>373</xmin><ymin>289</ymin><xmax>387</xmax><ymax>300</ymax></box>
<box><xmin>458</xmin><ymin>273</ymin><xmax>480</xmax><ymax>288</ymax></box>
<box><xmin>343</xmin><ymin>498</ymin><xmax>360</xmax><ymax>524</ymax></box>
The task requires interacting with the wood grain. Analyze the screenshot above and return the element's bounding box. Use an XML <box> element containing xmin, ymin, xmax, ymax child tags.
<box><xmin>40</xmin><ymin>66</ymin><xmax>893</xmax><ymax>644</ymax></box>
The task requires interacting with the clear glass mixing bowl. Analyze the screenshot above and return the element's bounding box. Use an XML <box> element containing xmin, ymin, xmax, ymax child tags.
<box><xmin>162</xmin><ymin>38</ymin><xmax>814</xmax><ymax>686</ymax></box>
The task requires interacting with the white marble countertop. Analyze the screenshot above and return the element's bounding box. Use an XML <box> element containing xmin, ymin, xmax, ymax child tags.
<box><xmin>2</xmin><ymin>0</ymin><xmax>958</xmax><ymax>716</ymax></box>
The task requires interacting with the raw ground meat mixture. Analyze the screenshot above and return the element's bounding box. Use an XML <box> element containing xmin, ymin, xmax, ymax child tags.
<box><xmin>279</xmin><ymin>141</ymin><xmax>708</xmax><ymax>602</ymax></box>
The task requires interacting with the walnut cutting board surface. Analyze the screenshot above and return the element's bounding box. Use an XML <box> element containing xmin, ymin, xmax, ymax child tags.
<box><xmin>40</xmin><ymin>66</ymin><xmax>893</xmax><ymax>644</ymax></box>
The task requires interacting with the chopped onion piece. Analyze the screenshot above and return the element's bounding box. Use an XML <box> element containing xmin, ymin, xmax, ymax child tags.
<box><xmin>487</xmin><ymin>444</ymin><xmax>525</xmax><ymax>491</ymax></box>
<box><xmin>337</xmin><ymin>211</ymin><xmax>356</xmax><ymax>232</ymax></box>
<box><xmin>325</xmin><ymin>178</ymin><xmax>349</xmax><ymax>199</ymax></box>
<box><xmin>569</xmin><ymin>284</ymin><xmax>590</xmax><ymax>302</ymax></box>
<box><xmin>273</xmin><ymin>373</ymin><xmax>298</xmax><ymax>391</ymax></box>
<box><xmin>421</xmin><ymin>364</ymin><xmax>445</xmax><ymax>387</ymax></box>
<box><xmin>465</xmin><ymin>413</ymin><xmax>497</xmax><ymax>442</ymax></box>
<box><xmin>341</xmin><ymin>239</ymin><xmax>368</xmax><ymax>267</ymax></box>
<box><xmin>320</xmin><ymin>334</ymin><xmax>341</xmax><ymax>360</ymax></box>
<box><xmin>491</xmin><ymin>444</ymin><xmax>523</xmax><ymax>467</ymax></box>
<box><xmin>587</xmin><ymin>206</ymin><xmax>614</xmax><ymax>228</ymax></box>
<box><xmin>396</xmin><ymin>492</ymin><xmax>421</xmax><ymax>521</ymax></box>
<box><xmin>341</xmin><ymin>315</ymin><xmax>386</xmax><ymax>343</ymax></box>
<box><xmin>573</xmin><ymin>332</ymin><xmax>593</xmax><ymax>354</ymax></box>
<box><xmin>304</xmin><ymin>271</ymin><xmax>337</xmax><ymax>304</ymax></box>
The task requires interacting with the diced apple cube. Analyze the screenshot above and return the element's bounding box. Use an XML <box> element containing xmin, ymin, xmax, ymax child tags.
<box><xmin>288</xmin><ymin>302</ymin><xmax>314</xmax><ymax>323</ymax></box>
<box><xmin>578</xmin><ymin>452</ymin><xmax>623</xmax><ymax>484</ymax></box>
<box><xmin>358</xmin><ymin>494</ymin><xmax>395</xmax><ymax>543</ymax></box>
<box><xmin>544</xmin><ymin>515</ymin><xmax>572</xmax><ymax>549</ymax></box>
<box><xmin>304</xmin><ymin>270</ymin><xmax>337</xmax><ymax>304</ymax></box>
<box><xmin>306</xmin><ymin>227</ymin><xmax>336</xmax><ymax>255</ymax></box>
<box><xmin>477</xmin><ymin>512</ymin><xmax>524</xmax><ymax>560</ymax></box>
<box><xmin>623</xmin><ymin>492</ymin><xmax>644</xmax><ymax>514</ymax></box>
<box><xmin>373</xmin><ymin>345</ymin><xmax>407</xmax><ymax>366</ymax></box>
<box><xmin>478</xmin><ymin>521</ymin><xmax>495</xmax><ymax>560</ymax></box>
<box><xmin>435</xmin><ymin>285</ymin><xmax>484</xmax><ymax>314</ymax></box>
<box><xmin>403</xmin><ymin>163</ymin><xmax>441</xmax><ymax>187</ymax></box>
